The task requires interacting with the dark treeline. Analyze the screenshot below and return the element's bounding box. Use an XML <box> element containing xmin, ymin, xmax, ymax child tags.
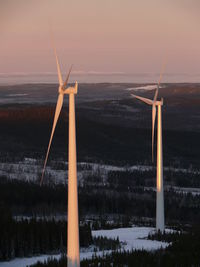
<box><xmin>80</xmin><ymin>186</ymin><xmax>200</xmax><ymax>223</ymax></box>
<box><xmin>0</xmin><ymin>104</ymin><xmax>200</xmax><ymax>168</ymax></box>
<box><xmin>30</xmin><ymin>226</ymin><xmax>200</xmax><ymax>267</ymax></box>
<box><xmin>0</xmin><ymin>176</ymin><xmax>66</xmax><ymax>215</ymax></box>
<box><xmin>0</xmin><ymin>207</ymin><xmax>92</xmax><ymax>261</ymax></box>
<box><xmin>148</xmin><ymin>230</ymin><xmax>183</xmax><ymax>243</ymax></box>
<box><xmin>93</xmin><ymin>236</ymin><xmax>120</xmax><ymax>252</ymax></box>
<box><xmin>1</xmin><ymin>177</ymin><xmax>200</xmax><ymax>224</ymax></box>
<box><xmin>0</xmin><ymin>206</ymin><xmax>121</xmax><ymax>261</ymax></box>
<box><xmin>108</xmin><ymin>169</ymin><xmax>200</xmax><ymax>188</ymax></box>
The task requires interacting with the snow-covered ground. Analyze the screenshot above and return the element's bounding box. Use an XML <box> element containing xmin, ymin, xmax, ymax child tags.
<box><xmin>0</xmin><ymin>254</ymin><xmax>61</xmax><ymax>267</ymax></box>
<box><xmin>171</xmin><ymin>186</ymin><xmax>200</xmax><ymax>196</ymax></box>
<box><xmin>92</xmin><ymin>227</ymin><xmax>169</xmax><ymax>252</ymax></box>
<box><xmin>144</xmin><ymin>185</ymin><xmax>200</xmax><ymax>196</ymax></box>
<box><xmin>1</xmin><ymin>158</ymin><xmax>200</xmax><ymax>197</ymax></box>
<box><xmin>126</xmin><ymin>85</ymin><xmax>164</xmax><ymax>91</ymax></box>
<box><xmin>2</xmin><ymin>157</ymin><xmax>199</xmax><ymax>185</ymax></box>
<box><xmin>0</xmin><ymin>226</ymin><xmax>171</xmax><ymax>267</ymax></box>
<box><xmin>0</xmin><ymin>158</ymin><xmax>153</xmax><ymax>184</ymax></box>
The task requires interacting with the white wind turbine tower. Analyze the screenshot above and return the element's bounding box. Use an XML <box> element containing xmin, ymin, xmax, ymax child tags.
<box><xmin>40</xmin><ymin>46</ymin><xmax>80</xmax><ymax>267</ymax></box>
<box><xmin>131</xmin><ymin>69</ymin><xmax>165</xmax><ymax>233</ymax></box>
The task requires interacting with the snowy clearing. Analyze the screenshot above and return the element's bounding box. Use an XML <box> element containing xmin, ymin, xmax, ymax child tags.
<box><xmin>0</xmin><ymin>226</ymin><xmax>171</xmax><ymax>267</ymax></box>
<box><xmin>92</xmin><ymin>227</ymin><xmax>169</xmax><ymax>252</ymax></box>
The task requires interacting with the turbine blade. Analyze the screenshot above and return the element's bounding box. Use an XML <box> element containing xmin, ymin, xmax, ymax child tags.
<box><xmin>40</xmin><ymin>93</ymin><xmax>64</xmax><ymax>185</ymax></box>
<box><xmin>49</xmin><ymin>24</ymin><xmax>63</xmax><ymax>86</ymax></box>
<box><xmin>152</xmin><ymin>58</ymin><xmax>167</xmax><ymax>104</ymax></box>
<box><xmin>63</xmin><ymin>65</ymin><xmax>73</xmax><ymax>88</ymax></box>
<box><xmin>152</xmin><ymin>104</ymin><xmax>157</xmax><ymax>162</ymax></box>
<box><xmin>153</xmin><ymin>88</ymin><xmax>158</xmax><ymax>103</ymax></box>
<box><xmin>131</xmin><ymin>94</ymin><xmax>153</xmax><ymax>105</ymax></box>
<box><xmin>54</xmin><ymin>46</ymin><xmax>63</xmax><ymax>86</ymax></box>
<box><xmin>157</xmin><ymin>59</ymin><xmax>167</xmax><ymax>88</ymax></box>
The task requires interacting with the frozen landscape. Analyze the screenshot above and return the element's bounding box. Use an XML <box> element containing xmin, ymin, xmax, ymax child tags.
<box><xmin>1</xmin><ymin>158</ymin><xmax>199</xmax><ymax>196</ymax></box>
<box><xmin>0</xmin><ymin>226</ymin><xmax>171</xmax><ymax>267</ymax></box>
<box><xmin>0</xmin><ymin>83</ymin><xmax>200</xmax><ymax>266</ymax></box>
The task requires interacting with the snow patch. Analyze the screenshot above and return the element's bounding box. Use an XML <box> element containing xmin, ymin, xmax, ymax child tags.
<box><xmin>126</xmin><ymin>85</ymin><xmax>163</xmax><ymax>91</ymax></box>
<box><xmin>7</xmin><ymin>94</ymin><xmax>29</xmax><ymax>97</ymax></box>
<box><xmin>92</xmin><ymin>227</ymin><xmax>169</xmax><ymax>251</ymax></box>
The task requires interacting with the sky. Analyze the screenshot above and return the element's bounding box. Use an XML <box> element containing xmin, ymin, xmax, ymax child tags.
<box><xmin>0</xmin><ymin>0</ymin><xmax>200</xmax><ymax>83</ymax></box>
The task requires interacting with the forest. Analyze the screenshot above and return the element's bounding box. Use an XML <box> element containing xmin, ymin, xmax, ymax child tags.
<box><xmin>0</xmin><ymin>103</ymin><xmax>200</xmax><ymax>168</ymax></box>
<box><xmin>2</xmin><ymin>175</ymin><xmax>200</xmax><ymax>262</ymax></box>
<box><xmin>0</xmin><ymin>177</ymin><xmax>200</xmax><ymax>225</ymax></box>
<box><xmin>0</xmin><ymin>206</ymin><xmax>90</xmax><ymax>260</ymax></box>
<box><xmin>0</xmin><ymin>206</ymin><xmax>120</xmax><ymax>261</ymax></box>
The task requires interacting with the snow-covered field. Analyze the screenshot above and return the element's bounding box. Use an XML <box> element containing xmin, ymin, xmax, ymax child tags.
<box><xmin>0</xmin><ymin>226</ymin><xmax>171</xmax><ymax>267</ymax></box>
<box><xmin>92</xmin><ymin>227</ymin><xmax>169</xmax><ymax>252</ymax></box>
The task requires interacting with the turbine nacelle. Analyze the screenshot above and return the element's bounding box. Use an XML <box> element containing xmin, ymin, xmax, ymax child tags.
<box><xmin>59</xmin><ymin>82</ymin><xmax>78</xmax><ymax>95</ymax></box>
<box><xmin>64</xmin><ymin>82</ymin><xmax>78</xmax><ymax>95</ymax></box>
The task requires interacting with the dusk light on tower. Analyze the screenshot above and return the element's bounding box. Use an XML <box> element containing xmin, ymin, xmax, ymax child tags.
<box><xmin>40</xmin><ymin>43</ymin><xmax>80</xmax><ymax>267</ymax></box>
<box><xmin>131</xmin><ymin>67</ymin><xmax>165</xmax><ymax>233</ymax></box>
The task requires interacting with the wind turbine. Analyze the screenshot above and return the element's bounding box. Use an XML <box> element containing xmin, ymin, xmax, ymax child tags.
<box><xmin>131</xmin><ymin>69</ymin><xmax>165</xmax><ymax>233</ymax></box>
<box><xmin>40</xmin><ymin>47</ymin><xmax>80</xmax><ymax>267</ymax></box>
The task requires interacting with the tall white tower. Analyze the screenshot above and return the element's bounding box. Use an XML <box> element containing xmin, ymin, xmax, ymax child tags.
<box><xmin>66</xmin><ymin>84</ymin><xmax>80</xmax><ymax>267</ymax></box>
<box><xmin>40</xmin><ymin>46</ymin><xmax>80</xmax><ymax>265</ymax></box>
<box><xmin>156</xmin><ymin>101</ymin><xmax>164</xmax><ymax>232</ymax></box>
<box><xmin>131</xmin><ymin>93</ymin><xmax>165</xmax><ymax>233</ymax></box>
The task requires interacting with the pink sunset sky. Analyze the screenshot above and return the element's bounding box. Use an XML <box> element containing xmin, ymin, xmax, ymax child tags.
<box><xmin>0</xmin><ymin>0</ymin><xmax>200</xmax><ymax>83</ymax></box>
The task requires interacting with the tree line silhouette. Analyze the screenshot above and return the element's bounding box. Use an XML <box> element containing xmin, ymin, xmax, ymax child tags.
<box><xmin>1</xmin><ymin>177</ymin><xmax>200</xmax><ymax>225</ymax></box>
